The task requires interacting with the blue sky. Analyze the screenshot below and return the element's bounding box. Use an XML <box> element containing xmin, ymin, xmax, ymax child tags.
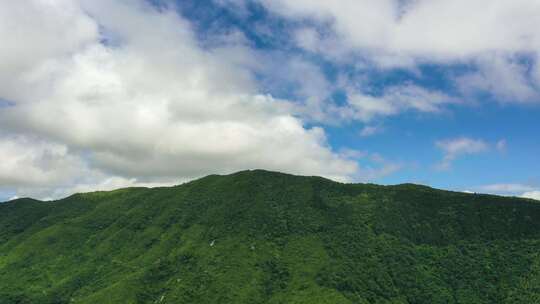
<box><xmin>0</xmin><ymin>0</ymin><xmax>539</xmax><ymax>201</ymax></box>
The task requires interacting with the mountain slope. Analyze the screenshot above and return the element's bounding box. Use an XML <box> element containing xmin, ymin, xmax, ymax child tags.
<box><xmin>1</xmin><ymin>170</ymin><xmax>540</xmax><ymax>303</ymax></box>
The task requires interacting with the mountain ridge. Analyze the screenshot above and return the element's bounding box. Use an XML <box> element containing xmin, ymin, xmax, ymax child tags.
<box><xmin>2</xmin><ymin>169</ymin><xmax>540</xmax><ymax>303</ymax></box>
<box><xmin>5</xmin><ymin>169</ymin><xmax>532</xmax><ymax>204</ymax></box>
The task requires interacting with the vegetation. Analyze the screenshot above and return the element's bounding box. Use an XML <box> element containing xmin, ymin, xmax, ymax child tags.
<box><xmin>1</xmin><ymin>170</ymin><xmax>540</xmax><ymax>303</ymax></box>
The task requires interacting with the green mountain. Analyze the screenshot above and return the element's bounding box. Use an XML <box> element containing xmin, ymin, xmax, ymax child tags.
<box><xmin>2</xmin><ymin>170</ymin><xmax>540</xmax><ymax>303</ymax></box>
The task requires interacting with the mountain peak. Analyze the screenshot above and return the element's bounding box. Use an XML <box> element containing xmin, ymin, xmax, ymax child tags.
<box><xmin>2</xmin><ymin>170</ymin><xmax>540</xmax><ymax>303</ymax></box>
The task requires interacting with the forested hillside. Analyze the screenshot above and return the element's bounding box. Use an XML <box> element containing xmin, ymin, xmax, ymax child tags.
<box><xmin>1</xmin><ymin>170</ymin><xmax>540</xmax><ymax>303</ymax></box>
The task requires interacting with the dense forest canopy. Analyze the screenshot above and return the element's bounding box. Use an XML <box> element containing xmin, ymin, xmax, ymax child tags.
<box><xmin>1</xmin><ymin>170</ymin><xmax>540</xmax><ymax>303</ymax></box>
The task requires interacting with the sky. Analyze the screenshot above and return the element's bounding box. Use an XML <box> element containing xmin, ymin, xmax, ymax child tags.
<box><xmin>0</xmin><ymin>0</ymin><xmax>539</xmax><ymax>201</ymax></box>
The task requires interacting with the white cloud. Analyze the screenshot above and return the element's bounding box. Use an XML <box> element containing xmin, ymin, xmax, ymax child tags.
<box><xmin>259</xmin><ymin>0</ymin><xmax>540</xmax><ymax>101</ymax></box>
<box><xmin>479</xmin><ymin>183</ymin><xmax>536</xmax><ymax>194</ymax></box>
<box><xmin>470</xmin><ymin>183</ymin><xmax>540</xmax><ymax>201</ymax></box>
<box><xmin>435</xmin><ymin>137</ymin><xmax>489</xmax><ymax>170</ymax></box>
<box><xmin>0</xmin><ymin>135</ymin><xmax>88</xmax><ymax>188</ymax></box>
<box><xmin>0</xmin><ymin>0</ymin><xmax>362</xmax><ymax>199</ymax></box>
<box><xmin>338</xmin><ymin>149</ymin><xmax>401</xmax><ymax>181</ymax></box>
<box><xmin>260</xmin><ymin>0</ymin><xmax>540</xmax><ymax>62</ymax></box>
<box><xmin>253</xmin><ymin>55</ymin><xmax>338</xmax><ymax>123</ymax></box>
<box><xmin>496</xmin><ymin>139</ymin><xmax>507</xmax><ymax>152</ymax></box>
<box><xmin>0</xmin><ymin>134</ymin><xmax>182</xmax><ymax>199</ymax></box>
<box><xmin>457</xmin><ymin>55</ymin><xmax>538</xmax><ymax>103</ymax></box>
<box><xmin>523</xmin><ymin>191</ymin><xmax>540</xmax><ymax>201</ymax></box>
<box><xmin>338</xmin><ymin>148</ymin><xmax>368</xmax><ymax>160</ymax></box>
<box><xmin>347</xmin><ymin>94</ymin><xmax>398</xmax><ymax>121</ymax></box>
<box><xmin>0</xmin><ymin>0</ymin><xmax>98</xmax><ymax>102</ymax></box>
<box><xmin>347</xmin><ymin>84</ymin><xmax>455</xmax><ymax>122</ymax></box>
<box><xmin>359</xmin><ymin>162</ymin><xmax>401</xmax><ymax>181</ymax></box>
<box><xmin>359</xmin><ymin>125</ymin><xmax>382</xmax><ymax>137</ymax></box>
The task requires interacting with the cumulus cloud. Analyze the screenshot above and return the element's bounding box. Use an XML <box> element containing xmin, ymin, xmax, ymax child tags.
<box><xmin>258</xmin><ymin>0</ymin><xmax>540</xmax><ymax>102</ymax></box>
<box><xmin>435</xmin><ymin>137</ymin><xmax>489</xmax><ymax>170</ymax></box>
<box><xmin>347</xmin><ymin>84</ymin><xmax>455</xmax><ymax>122</ymax></box>
<box><xmin>0</xmin><ymin>134</ymin><xmax>181</xmax><ymax>199</ymax></box>
<box><xmin>0</xmin><ymin>0</ymin><xmax>363</xmax><ymax>199</ymax></box>
<box><xmin>0</xmin><ymin>0</ymin><xmax>98</xmax><ymax>102</ymax></box>
<box><xmin>0</xmin><ymin>135</ymin><xmax>88</xmax><ymax>188</ymax></box>
<box><xmin>260</xmin><ymin>0</ymin><xmax>540</xmax><ymax>62</ymax></box>
<box><xmin>457</xmin><ymin>55</ymin><xmax>539</xmax><ymax>103</ymax></box>
<box><xmin>252</xmin><ymin>55</ymin><xmax>338</xmax><ymax>123</ymax></box>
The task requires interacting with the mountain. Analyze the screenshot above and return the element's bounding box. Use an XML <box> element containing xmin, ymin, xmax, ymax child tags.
<box><xmin>1</xmin><ymin>170</ymin><xmax>540</xmax><ymax>304</ymax></box>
